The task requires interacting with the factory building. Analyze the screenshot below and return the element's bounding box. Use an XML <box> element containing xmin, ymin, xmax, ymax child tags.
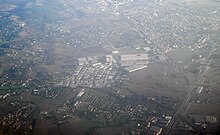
<box><xmin>120</xmin><ymin>54</ymin><xmax>148</xmax><ymax>67</ymax></box>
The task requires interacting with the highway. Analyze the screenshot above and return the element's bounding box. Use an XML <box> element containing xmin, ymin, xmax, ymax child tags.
<box><xmin>164</xmin><ymin>45</ymin><xmax>218</xmax><ymax>135</ymax></box>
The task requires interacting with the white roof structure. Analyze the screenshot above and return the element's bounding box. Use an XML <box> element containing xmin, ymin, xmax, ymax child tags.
<box><xmin>121</xmin><ymin>54</ymin><xmax>148</xmax><ymax>61</ymax></box>
<box><xmin>112</xmin><ymin>50</ymin><xmax>119</xmax><ymax>54</ymax></box>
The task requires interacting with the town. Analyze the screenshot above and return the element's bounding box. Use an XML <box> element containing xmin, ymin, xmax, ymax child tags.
<box><xmin>0</xmin><ymin>0</ymin><xmax>220</xmax><ymax>135</ymax></box>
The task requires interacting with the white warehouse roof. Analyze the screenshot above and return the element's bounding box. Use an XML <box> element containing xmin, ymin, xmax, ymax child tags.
<box><xmin>121</xmin><ymin>54</ymin><xmax>148</xmax><ymax>61</ymax></box>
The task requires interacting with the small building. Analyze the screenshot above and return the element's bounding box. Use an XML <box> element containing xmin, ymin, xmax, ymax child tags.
<box><xmin>78</xmin><ymin>56</ymin><xmax>98</xmax><ymax>65</ymax></box>
<box><xmin>196</xmin><ymin>86</ymin><xmax>203</xmax><ymax>93</ymax></box>
<box><xmin>78</xmin><ymin>58</ymin><xmax>88</xmax><ymax>65</ymax></box>
<box><xmin>143</xmin><ymin>47</ymin><xmax>151</xmax><ymax>52</ymax></box>
<box><xmin>77</xmin><ymin>89</ymin><xmax>85</xmax><ymax>98</ymax></box>
<box><xmin>112</xmin><ymin>50</ymin><xmax>119</xmax><ymax>54</ymax></box>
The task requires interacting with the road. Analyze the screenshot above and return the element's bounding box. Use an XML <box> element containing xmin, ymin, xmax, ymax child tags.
<box><xmin>119</xmin><ymin>5</ymin><xmax>220</xmax><ymax>134</ymax></box>
<box><xmin>164</xmin><ymin>45</ymin><xmax>218</xmax><ymax>135</ymax></box>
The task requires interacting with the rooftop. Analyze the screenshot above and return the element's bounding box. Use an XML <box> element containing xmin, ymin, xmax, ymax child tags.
<box><xmin>121</xmin><ymin>54</ymin><xmax>148</xmax><ymax>61</ymax></box>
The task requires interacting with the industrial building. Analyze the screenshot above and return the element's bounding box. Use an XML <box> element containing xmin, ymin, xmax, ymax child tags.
<box><xmin>120</xmin><ymin>54</ymin><xmax>148</xmax><ymax>67</ymax></box>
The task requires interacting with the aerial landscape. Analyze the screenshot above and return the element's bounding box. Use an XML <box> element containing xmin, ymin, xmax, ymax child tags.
<box><xmin>0</xmin><ymin>0</ymin><xmax>220</xmax><ymax>135</ymax></box>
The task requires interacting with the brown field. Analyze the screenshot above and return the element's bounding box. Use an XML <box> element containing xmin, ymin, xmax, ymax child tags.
<box><xmin>0</xmin><ymin>103</ymin><xmax>14</xmax><ymax>117</ymax></box>
<box><xmin>21</xmin><ymin>91</ymin><xmax>58</xmax><ymax>112</ymax></box>
<box><xmin>76</xmin><ymin>45</ymin><xmax>110</xmax><ymax>58</ymax></box>
<box><xmin>20</xmin><ymin>88</ymin><xmax>79</xmax><ymax>112</ymax></box>
<box><xmin>93</xmin><ymin>127</ymin><xmax>131</xmax><ymax>135</ymax></box>
<box><xmin>39</xmin><ymin>44</ymin><xmax>79</xmax><ymax>76</ymax></box>
<box><xmin>68</xmin><ymin>17</ymin><xmax>99</xmax><ymax>29</ymax></box>
<box><xmin>19</xmin><ymin>31</ymin><xmax>30</xmax><ymax>38</ymax></box>
<box><xmin>33</xmin><ymin>118</ymin><xmax>60</xmax><ymax>135</ymax></box>
<box><xmin>125</xmin><ymin>63</ymin><xmax>189</xmax><ymax>99</ymax></box>
<box><xmin>169</xmin><ymin>129</ymin><xmax>195</xmax><ymax>135</ymax></box>
<box><xmin>53</xmin><ymin>44</ymin><xmax>79</xmax><ymax>59</ymax></box>
<box><xmin>210</xmin><ymin>83</ymin><xmax>220</xmax><ymax>97</ymax></box>
<box><xmin>60</xmin><ymin>118</ymin><xmax>88</xmax><ymax>135</ymax></box>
